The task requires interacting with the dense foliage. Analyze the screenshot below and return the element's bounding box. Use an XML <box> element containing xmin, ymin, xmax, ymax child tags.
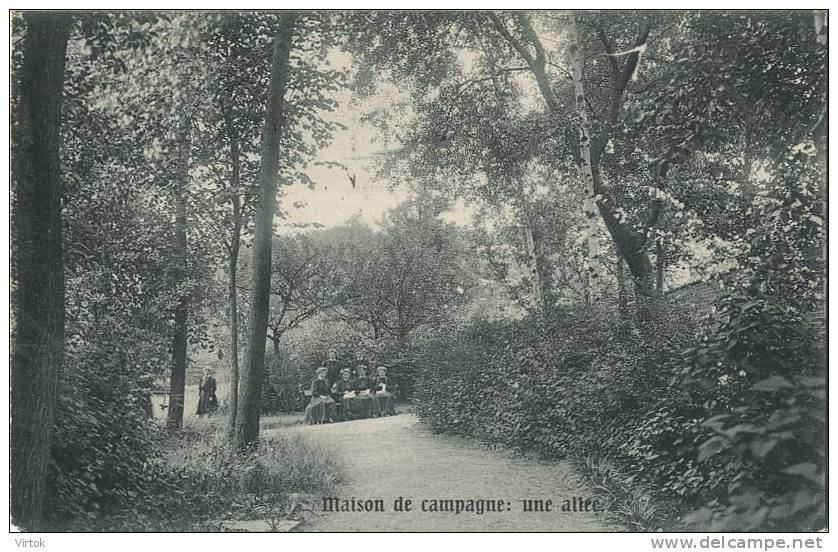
<box><xmin>679</xmin><ymin>294</ymin><xmax>825</xmax><ymax>531</ymax></box>
<box><xmin>47</xmin><ymin>418</ymin><xmax>344</xmax><ymax>531</ymax></box>
<box><xmin>10</xmin><ymin>9</ymin><xmax>825</xmax><ymax>532</ymax></box>
<box><xmin>414</xmin><ymin>290</ymin><xmax>824</xmax><ymax>530</ymax></box>
<box><xmin>415</xmin><ymin>305</ymin><xmax>698</xmax><ymax>490</ymax></box>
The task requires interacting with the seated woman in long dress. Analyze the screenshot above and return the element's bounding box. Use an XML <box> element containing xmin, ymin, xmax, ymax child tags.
<box><xmin>304</xmin><ymin>366</ymin><xmax>336</xmax><ymax>424</ymax></box>
<box><xmin>348</xmin><ymin>365</ymin><xmax>380</xmax><ymax>419</ymax></box>
<box><xmin>331</xmin><ymin>368</ymin><xmax>353</xmax><ymax>421</ymax></box>
<box><xmin>372</xmin><ymin>366</ymin><xmax>396</xmax><ymax>416</ymax></box>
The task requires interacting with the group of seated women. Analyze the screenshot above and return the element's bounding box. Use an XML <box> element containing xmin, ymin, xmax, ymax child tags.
<box><xmin>305</xmin><ymin>364</ymin><xmax>396</xmax><ymax>424</ymax></box>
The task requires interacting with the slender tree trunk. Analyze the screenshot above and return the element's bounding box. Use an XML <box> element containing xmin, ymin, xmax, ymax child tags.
<box><xmin>522</xmin><ymin>223</ymin><xmax>543</xmax><ymax>310</ymax></box>
<box><xmin>270</xmin><ymin>332</ymin><xmax>281</xmax><ymax>357</ymax></box>
<box><xmin>227</xmin><ymin>214</ymin><xmax>240</xmax><ymax>434</ymax></box>
<box><xmin>167</xmin><ymin>111</ymin><xmax>191</xmax><ymax>431</ymax></box>
<box><xmin>616</xmin><ymin>255</ymin><xmax>628</xmax><ymax>320</ymax></box>
<box><xmin>513</xmin><ymin>178</ymin><xmax>546</xmax><ymax>313</ymax></box>
<box><xmin>655</xmin><ymin>237</ymin><xmax>665</xmax><ymax>294</ymax></box>
<box><xmin>812</xmin><ymin>11</ymin><xmax>827</xmax><ymax>183</ymax></box>
<box><xmin>569</xmin><ymin>14</ymin><xmax>599</xmax><ymax>304</ymax></box>
<box><xmin>11</xmin><ymin>12</ymin><xmax>72</xmax><ymax>531</ymax></box>
<box><xmin>480</xmin><ymin>29</ymin><xmax>547</xmax><ymax>314</ymax></box>
<box><xmin>594</xmin><ymin>188</ymin><xmax>655</xmax><ymax>298</ymax></box>
<box><xmin>493</xmin><ymin>12</ymin><xmax>656</xmax><ymax>299</ymax></box>
<box><xmin>530</xmin><ymin>225</ymin><xmax>552</xmax><ymax>311</ymax></box>
<box><xmin>224</xmin><ymin>107</ymin><xmax>242</xmax><ymax>435</ymax></box>
<box><xmin>234</xmin><ymin>15</ymin><xmax>297</xmax><ymax>450</ymax></box>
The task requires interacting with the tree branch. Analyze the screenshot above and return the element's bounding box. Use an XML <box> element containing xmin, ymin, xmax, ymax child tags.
<box><xmin>487</xmin><ymin>12</ymin><xmax>534</xmax><ymax>66</ymax></box>
<box><xmin>455</xmin><ymin>66</ymin><xmax>531</xmax><ymax>94</ymax></box>
<box><xmin>591</xmin><ymin>22</ymin><xmax>652</xmax><ymax>165</ymax></box>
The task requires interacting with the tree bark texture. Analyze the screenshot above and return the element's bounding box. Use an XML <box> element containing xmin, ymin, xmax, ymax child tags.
<box><xmin>569</xmin><ymin>14</ymin><xmax>600</xmax><ymax>303</ymax></box>
<box><xmin>655</xmin><ymin>237</ymin><xmax>665</xmax><ymax>294</ymax></box>
<box><xmin>11</xmin><ymin>12</ymin><xmax>72</xmax><ymax>531</ymax></box>
<box><xmin>616</xmin><ymin>255</ymin><xmax>628</xmax><ymax>320</ymax></box>
<box><xmin>491</xmin><ymin>12</ymin><xmax>657</xmax><ymax>299</ymax></box>
<box><xmin>530</xmin><ymin>224</ymin><xmax>553</xmax><ymax>311</ymax></box>
<box><xmin>166</xmin><ymin>111</ymin><xmax>191</xmax><ymax>431</ymax></box>
<box><xmin>227</xmin><ymin>214</ymin><xmax>240</xmax><ymax>434</ymax></box>
<box><xmin>224</xmin><ymin>106</ymin><xmax>242</xmax><ymax>435</ymax></box>
<box><xmin>271</xmin><ymin>333</ymin><xmax>281</xmax><ymax>357</ymax></box>
<box><xmin>234</xmin><ymin>14</ymin><xmax>297</xmax><ymax>450</ymax></box>
<box><xmin>522</xmin><ymin>224</ymin><xmax>543</xmax><ymax>309</ymax></box>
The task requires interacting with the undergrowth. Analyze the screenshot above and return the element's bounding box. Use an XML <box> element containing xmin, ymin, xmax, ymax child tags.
<box><xmin>52</xmin><ymin>416</ymin><xmax>344</xmax><ymax>531</ymax></box>
<box><xmin>574</xmin><ymin>455</ymin><xmax>685</xmax><ymax>532</ymax></box>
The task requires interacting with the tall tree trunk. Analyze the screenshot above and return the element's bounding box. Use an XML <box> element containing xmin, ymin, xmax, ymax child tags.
<box><xmin>512</xmin><ymin>177</ymin><xmax>546</xmax><ymax>313</ymax></box>
<box><xmin>166</xmin><ymin>112</ymin><xmax>191</xmax><ymax>431</ymax></box>
<box><xmin>227</xmin><ymin>206</ymin><xmax>241</xmax><ymax>434</ymax></box>
<box><xmin>234</xmin><ymin>15</ymin><xmax>296</xmax><ymax>450</ymax></box>
<box><xmin>521</xmin><ymin>212</ymin><xmax>545</xmax><ymax>312</ymax></box>
<box><xmin>479</xmin><ymin>27</ymin><xmax>546</xmax><ymax>314</ymax></box>
<box><xmin>224</xmin><ymin>107</ymin><xmax>242</xmax><ymax>435</ymax></box>
<box><xmin>812</xmin><ymin>11</ymin><xmax>827</xmax><ymax>184</ymax></box>
<box><xmin>616</xmin><ymin>255</ymin><xmax>628</xmax><ymax>320</ymax></box>
<box><xmin>11</xmin><ymin>12</ymin><xmax>72</xmax><ymax>530</ymax></box>
<box><xmin>569</xmin><ymin>14</ymin><xmax>599</xmax><ymax>304</ymax></box>
<box><xmin>590</xmin><ymin>178</ymin><xmax>656</xmax><ymax>301</ymax></box>
<box><xmin>655</xmin><ymin>237</ymin><xmax>665</xmax><ymax>294</ymax></box>
<box><xmin>530</xmin><ymin>224</ymin><xmax>552</xmax><ymax>311</ymax></box>
<box><xmin>491</xmin><ymin>12</ymin><xmax>656</xmax><ymax>299</ymax></box>
<box><xmin>270</xmin><ymin>332</ymin><xmax>281</xmax><ymax>357</ymax></box>
<box><xmin>522</xmin><ymin>224</ymin><xmax>543</xmax><ymax>309</ymax></box>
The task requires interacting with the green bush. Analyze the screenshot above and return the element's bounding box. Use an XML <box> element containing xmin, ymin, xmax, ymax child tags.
<box><xmin>413</xmin><ymin>303</ymin><xmax>715</xmax><ymax>523</ymax></box>
<box><xmin>680</xmin><ymin>293</ymin><xmax>825</xmax><ymax>531</ymax></box>
<box><xmin>262</xmin><ymin>352</ymin><xmax>309</xmax><ymax>413</ymax></box>
<box><xmin>416</xmin><ymin>304</ymin><xmax>696</xmax><ymax>448</ymax></box>
<box><xmin>50</xmin><ymin>415</ymin><xmax>345</xmax><ymax>531</ymax></box>
<box><xmin>45</xmin><ymin>318</ymin><xmax>163</xmax><ymax>525</ymax></box>
<box><xmin>414</xmin><ymin>293</ymin><xmax>825</xmax><ymax>531</ymax></box>
<box><xmin>164</xmin><ymin>420</ymin><xmax>344</xmax><ymax>502</ymax></box>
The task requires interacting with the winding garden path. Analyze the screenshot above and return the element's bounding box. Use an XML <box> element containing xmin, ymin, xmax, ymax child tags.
<box><xmin>268</xmin><ymin>413</ymin><xmax>618</xmax><ymax>532</ymax></box>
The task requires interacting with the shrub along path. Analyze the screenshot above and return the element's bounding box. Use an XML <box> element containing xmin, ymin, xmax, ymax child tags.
<box><xmin>267</xmin><ymin>413</ymin><xmax>618</xmax><ymax>532</ymax></box>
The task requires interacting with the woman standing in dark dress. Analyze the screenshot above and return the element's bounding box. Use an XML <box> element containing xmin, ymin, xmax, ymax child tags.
<box><xmin>197</xmin><ymin>368</ymin><xmax>218</xmax><ymax>417</ymax></box>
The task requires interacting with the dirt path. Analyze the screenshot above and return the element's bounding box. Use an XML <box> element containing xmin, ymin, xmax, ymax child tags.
<box><xmin>268</xmin><ymin>413</ymin><xmax>618</xmax><ymax>532</ymax></box>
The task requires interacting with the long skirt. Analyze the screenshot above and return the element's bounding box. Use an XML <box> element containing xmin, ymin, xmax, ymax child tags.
<box><xmin>197</xmin><ymin>392</ymin><xmax>218</xmax><ymax>416</ymax></box>
<box><xmin>305</xmin><ymin>396</ymin><xmax>336</xmax><ymax>424</ymax></box>
<box><xmin>343</xmin><ymin>393</ymin><xmax>380</xmax><ymax>419</ymax></box>
<box><xmin>331</xmin><ymin>394</ymin><xmax>345</xmax><ymax>421</ymax></box>
<box><xmin>376</xmin><ymin>392</ymin><xmax>396</xmax><ymax>416</ymax></box>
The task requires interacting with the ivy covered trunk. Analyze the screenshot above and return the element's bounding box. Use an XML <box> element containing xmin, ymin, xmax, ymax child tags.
<box><xmin>11</xmin><ymin>12</ymin><xmax>72</xmax><ymax>530</ymax></box>
<box><xmin>234</xmin><ymin>14</ymin><xmax>296</xmax><ymax>450</ymax></box>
